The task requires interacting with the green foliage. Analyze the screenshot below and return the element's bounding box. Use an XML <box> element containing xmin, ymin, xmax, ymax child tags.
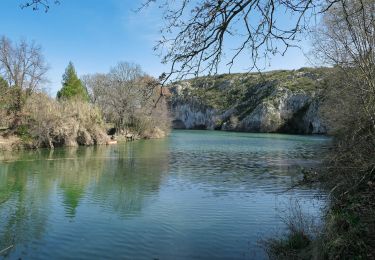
<box><xmin>175</xmin><ymin>67</ymin><xmax>331</xmax><ymax>114</ymax></box>
<box><xmin>57</xmin><ymin>62</ymin><xmax>89</xmax><ymax>101</ymax></box>
<box><xmin>322</xmin><ymin>202</ymin><xmax>371</xmax><ymax>259</ymax></box>
<box><xmin>0</xmin><ymin>78</ymin><xmax>24</xmax><ymax>127</ymax></box>
<box><xmin>0</xmin><ymin>76</ymin><xmax>8</xmax><ymax>89</ymax></box>
<box><xmin>262</xmin><ymin>199</ymin><xmax>318</xmax><ymax>259</ymax></box>
<box><xmin>265</xmin><ymin>231</ymin><xmax>311</xmax><ymax>259</ymax></box>
<box><xmin>15</xmin><ymin>124</ymin><xmax>32</xmax><ymax>142</ymax></box>
<box><xmin>0</xmin><ymin>76</ymin><xmax>9</xmax><ymax>110</ymax></box>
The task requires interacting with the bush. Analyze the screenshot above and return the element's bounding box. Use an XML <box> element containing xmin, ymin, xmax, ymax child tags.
<box><xmin>23</xmin><ymin>93</ymin><xmax>109</xmax><ymax>148</ymax></box>
<box><xmin>262</xmin><ymin>200</ymin><xmax>319</xmax><ymax>260</ymax></box>
<box><xmin>131</xmin><ymin>96</ymin><xmax>171</xmax><ymax>139</ymax></box>
<box><xmin>315</xmin><ymin>67</ymin><xmax>375</xmax><ymax>258</ymax></box>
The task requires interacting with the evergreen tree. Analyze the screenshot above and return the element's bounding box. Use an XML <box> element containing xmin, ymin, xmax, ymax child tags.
<box><xmin>57</xmin><ymin>62</ymin><xmax>89</xmax><ymax>101</ymax></box>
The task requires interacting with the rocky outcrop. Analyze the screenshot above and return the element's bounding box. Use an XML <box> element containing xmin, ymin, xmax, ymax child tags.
<box><xmin>169</xmin><ymin>68</ymin><xmax>329</xmax><ymax>134</ymax></box>
<box><xmin>171</xmin><ymin>103</ymin><xmax>218</xmax><ymax>130</ymax></box>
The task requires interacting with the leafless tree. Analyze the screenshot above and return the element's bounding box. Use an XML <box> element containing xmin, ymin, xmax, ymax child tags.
<box><xmin>81</xmin><ymin>73</ymin><xmax>108</xmax><ymax>105</ymax></box>
<box><xmin>313</xmin><ymin>1</ymin><xmax>374</xmax><ymax>78</ymax></box>
<box><xmin>137</xmin><ymin>0</ymin><xmax>345</xmax><ymax>83</ymax></box>
<box><xmin>309</xmin><ymin>2</ymin><xmax>375</xmax><ymax>257</ymax></box>
<box><xmin>22</xmin><ymin>0</ymin><xmax>348</xmax><ymax>83</ymax></box>
<box><xmin>0</xmin><ymin>37</ymin><xmax>49</xmax><ymax>129</ymax></box>
<box><xmin>82</xmin><ymin>62</ymin><xmax>162</xmax><ymax>131</ymax></box>
<box><xmin>313</xmin><ymin>0</ymin><xmax>375</xmax><ymax>133</ymax></box>
<box><xmin>106</xmin><ymin>62</ymin><xmax>145</xmax><ymax>129</ymax></box>
<box><xmin>0</xmin><ymin>36</ymin><xmax>49</xmax><ymax>113</ymax></box>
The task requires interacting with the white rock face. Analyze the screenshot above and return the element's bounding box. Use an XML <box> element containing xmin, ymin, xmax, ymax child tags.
<box><xmin>170</xmin><ymin>81</ymin><xmax>327</xmax><ymax>134</ymax></box>
<box><xmin>302</xmin><ymin>99</ymin><xmax>327</xmax><ymax>134</ymax></box>
<box><xmin>172</xmin><ymin>103</ymin><xmax>218</xmax><ymax>129</ymax></box>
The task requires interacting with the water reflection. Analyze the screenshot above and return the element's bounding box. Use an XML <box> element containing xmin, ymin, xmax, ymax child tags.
<box><xmin>0</xmin><ymin>140</ymin><xmax>170</xmax><ymax>257</ymax></box>
<box><xmin>0</xmin><ymin>131</ymin><xmax>328</xmax><ymax>259</ymax></box>
<box><xmin>0</xmin><ymin>159</ymin><xmax>51</xmax><ymax>253</ymax></box>
<box><xmin>90</xmin><ymin>140</ymin><xmax>169</xmax><ymax>217</ymax></box>
<box><xmin>169</xmin><ymin>131</ymin><xmax>328</xmax><ymax>194</ymax></box>
<box><xmin>52</xmin><ymin>147</ymin><xmax>109</xmax><ymax>218</ymax></box>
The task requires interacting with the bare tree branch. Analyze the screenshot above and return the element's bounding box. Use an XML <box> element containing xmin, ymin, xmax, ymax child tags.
<box><xmin>138</xmin><ymin>0</ymin><xmax>350</xmax><ymax>83</ymax></box>
<box><xmin>20</xmin><ymin>0</ymin><xmax>60</xmax><ymax>12</ymax></box>
<box><xmin>0</xmin><ymin>36</ymin><xmax>49</xmax><ymax>113</ymax></box>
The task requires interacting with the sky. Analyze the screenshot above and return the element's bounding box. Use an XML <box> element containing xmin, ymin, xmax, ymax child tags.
<box><xmin>0</xmin><ymin>0</ymin><xmax>313</xmax><ymax>96</ymax></box>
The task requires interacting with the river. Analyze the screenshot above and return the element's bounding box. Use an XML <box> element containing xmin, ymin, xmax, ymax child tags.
<box><xmin>0</xmin><ymin>130</ymin><xmax>329</xmax><ymax>259</ymax></box>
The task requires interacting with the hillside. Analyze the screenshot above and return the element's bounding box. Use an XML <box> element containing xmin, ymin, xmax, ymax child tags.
<box><xmin>168</xmin><ymin>67</ymin><xmax>332</xmax><ymax>134</ymax></box>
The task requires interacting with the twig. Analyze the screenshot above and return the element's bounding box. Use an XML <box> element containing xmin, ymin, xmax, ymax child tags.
<box><xmin>0</xmin><ymin>245</ymin><xmax>13</xmax><ymax>255</ymax></box>
<box><xmin>343</xmin><ymin>165</ymin><xmax>375</xmax><ymax>196</ymax></box>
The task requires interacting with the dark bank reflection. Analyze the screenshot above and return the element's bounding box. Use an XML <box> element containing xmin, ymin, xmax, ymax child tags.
<box><xmin>0</xmin><ymin>139</ymin><xmax>169</xmax><ymax>253</ymax></box>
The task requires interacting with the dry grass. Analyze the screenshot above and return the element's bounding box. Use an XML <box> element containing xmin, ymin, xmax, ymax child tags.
<box><xmin>261</xmin><ymin>199</ymin><xmax>321</xmax><ymax>260</ymax></box>
<box><xmin>0</xmin><ymin>135</ymin><xmax>22</xmax><ymax>151</ymax></box>
<box><xmin>22</xmin><ymin>93</ymin><xmax>109</xmax><ymax>148</ymax></box>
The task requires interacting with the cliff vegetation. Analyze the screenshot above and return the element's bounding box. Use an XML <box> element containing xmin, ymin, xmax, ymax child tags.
<box><xmin>170</xmin><ymin>67</ymin><xmax>331</xmax><ymax>134</ymax></box>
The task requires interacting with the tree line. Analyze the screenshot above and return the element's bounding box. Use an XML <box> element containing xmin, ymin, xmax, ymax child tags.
<box><xmin>0</xmin><ymin>36</ymin><xmax>169</xmax><ymax>148</ymax></box>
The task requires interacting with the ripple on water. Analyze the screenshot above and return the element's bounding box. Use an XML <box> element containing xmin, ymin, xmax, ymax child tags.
<box><xmin>0</xmin><ymin>131</ymin><xmax>329</xmax><ymax>259</ymax></box>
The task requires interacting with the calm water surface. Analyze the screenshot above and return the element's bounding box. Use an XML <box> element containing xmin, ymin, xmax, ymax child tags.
<box><xmin>0</xmin><ymin>130</ymin><xmax>329</xmax><ymax>259</ymax></box>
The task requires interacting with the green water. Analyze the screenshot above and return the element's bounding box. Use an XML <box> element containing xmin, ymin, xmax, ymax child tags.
<box><xmin>0</xmin><ymin>130</ymin><xmax>329</xmax><ymax>259</ymax></box>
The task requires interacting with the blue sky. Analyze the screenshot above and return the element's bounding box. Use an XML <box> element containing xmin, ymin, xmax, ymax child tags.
<box><xmin>0</xmin><ymin>0</ymin><xmax>312</xmax><ymax>96</ymax></box>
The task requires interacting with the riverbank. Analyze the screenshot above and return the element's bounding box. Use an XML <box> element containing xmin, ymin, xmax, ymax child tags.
<box><xmin>264</xmin><ymin>157</ymin><xmax>375</xmax><ymax>259</ymax></box>
<box><xmin>0</xmin><ymin>128</ymin><xmax>168</xmax><ymax>152</ymax></box>
<box><xmin>0</xmin><ymin>90</ymin><xmax>170</xmax><ymax>152</ymax></box>
<box><xmin>0</xmin><ymin>135</ymin><xmax>23</xmax><ymax>151</ymax></box>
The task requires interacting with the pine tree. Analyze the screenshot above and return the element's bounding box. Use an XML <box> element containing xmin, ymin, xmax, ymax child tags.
<box><xmin>57</xmin><ymin>62</ymin><xmax>89</xmax><ymax>101</ymax></box>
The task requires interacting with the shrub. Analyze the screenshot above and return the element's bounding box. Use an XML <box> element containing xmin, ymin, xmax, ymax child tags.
<box><xmin>262</xmin><ymin>200</ymin><xmax>319</xmax><ymax>260</ymax></box>
<box><xmin>23</xmin><ymin>93</ymin><xmax>108</xmax><ymax>148</ymax></box>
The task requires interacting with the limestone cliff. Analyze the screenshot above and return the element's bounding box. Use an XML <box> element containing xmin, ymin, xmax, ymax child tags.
<box><xmin>169</xmin><ymin>68</ymin><xmax>329</xmax><ymax>134</ymax></box>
